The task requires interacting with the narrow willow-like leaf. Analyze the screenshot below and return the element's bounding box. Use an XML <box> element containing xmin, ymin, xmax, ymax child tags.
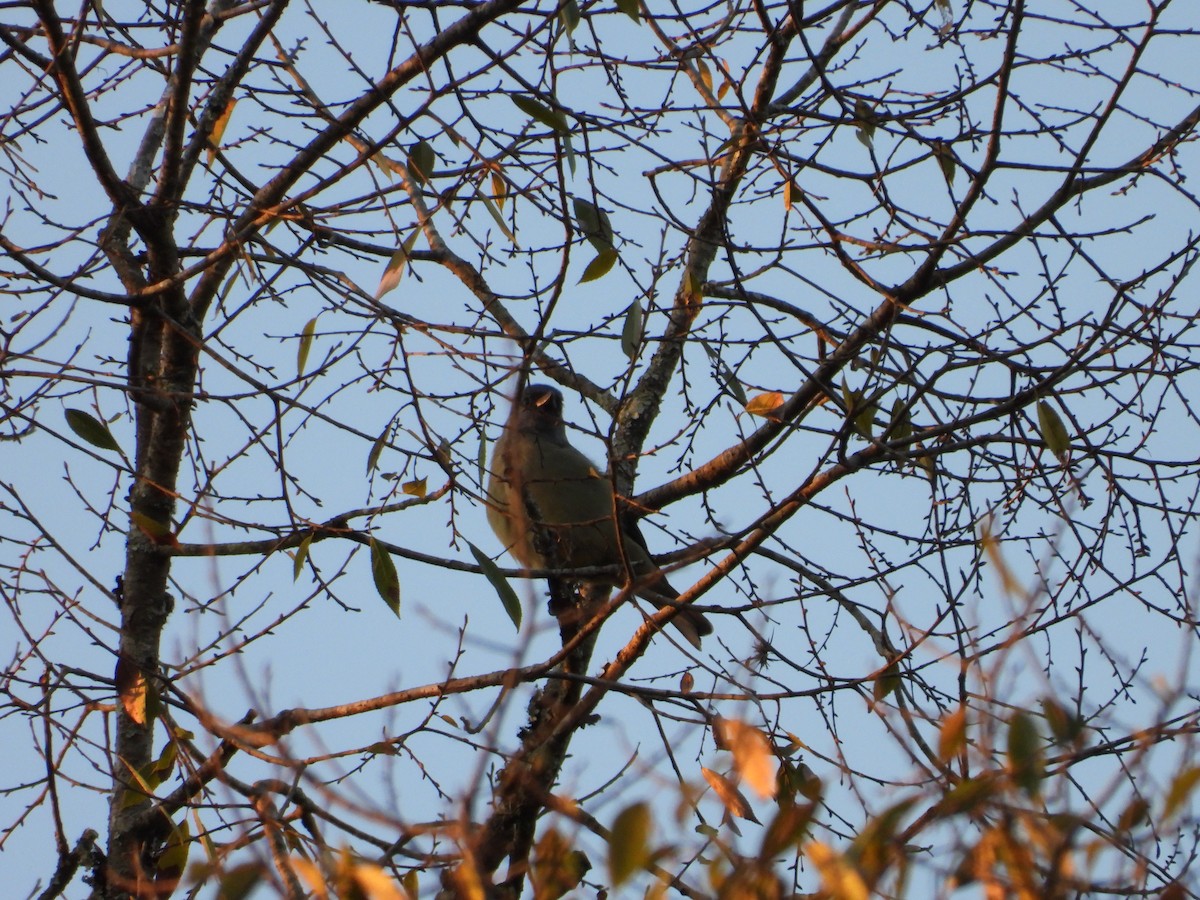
<box><xmin>375</xmin><ymin>230</ymin><xmax>421</xmax><ymax>301</ymax></box>
<box><xmin>478</xmin><ymin>431</ymin><xmax>489</xmax><ymax>489</ymax></box>
<box><xmin>471</xmin><ymin>178</ymin><xmax>518</xmax><ymax>246</ymax></box>
<box><xmin>297</xmin><ymin>316</ymin><xmax>317</xmax><ymax>377</ymax></box>
<box><xmin>704</xmin><ymin>341</ymin><xmax>747</xmax><ymax>406</ymax></box>
<box><xmin>469</xmin><ymin>542</ymin><xmax>522</xmax><ymax>630</ymax></box>
<box><xmin>620</xmin><ymin>300</ymin><xmax>643</xmax><ymax>361</ymax></box>
<box><xmin>292</xmin><ymin>532</ymin><xmax>312</xmax><ymax>582</ymax></box>
<box><xmin>367</xmin><ymin>423</ymin><xmax>390</xmax><ymax>475</ymax></box>
<box><xmin>511</xmin><ymin>95</ymin><xmax>569</xmax><ymax>135</ymax></box>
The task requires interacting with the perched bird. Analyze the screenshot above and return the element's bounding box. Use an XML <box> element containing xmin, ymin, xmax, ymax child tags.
<box><xmin>486</xmin><ymin>383</ymin><xmax>712</xmax><ymax>648</ymax></box>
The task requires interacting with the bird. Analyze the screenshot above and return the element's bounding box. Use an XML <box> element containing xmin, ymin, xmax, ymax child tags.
<box><xmin>486</xmin><ymin>383</ymin><xmax>713</xmax><ymax>648</ymax></box>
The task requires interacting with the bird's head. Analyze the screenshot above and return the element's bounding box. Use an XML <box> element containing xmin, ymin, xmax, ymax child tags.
<box><xmin>516</xmin><ymin>384</ymin><xmax>568</xmax><ymax>443</ymax></box>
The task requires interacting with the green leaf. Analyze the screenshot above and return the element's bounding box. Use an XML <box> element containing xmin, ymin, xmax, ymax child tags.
<box><xmin>559</xmin><ymin>0</ymin><xmax>580</xmax><ymax>34</ymax></box>
<box><xmin>1037</xmin><ymin>399</ymin><xmax>1070</xmax><ymax>459</ymax></box>
<box><xmin>293</xmin><ymin>533</ymin><xmax>312</xmax><ymax>582</ymax></box>
<box><xmin>564</xmin><ymin>133</ymin><xmax>577</xmax><ymax>175</ymax></box>
<box><xmin>151</xmin><ymin>739</ymin><xmax>178</xmax><ymax>779</ymax></box>
<box><xmin>615</xmin><ymin>0</ymin><xmax>640</xmax><ymax>22</ymax></box>
<box><xmin>511</xmin><ymin>94</ymin><xmax>570</xmax><ymax>135</ymax></box>
<box><xmin>407</xmin><ymin>140</ymin><xmax>436</xmax><ymax>184</ymax></box>
<box><xmin>936</xmin><ymin>776</ymin><xmax>997</xmax><ymax>816</ymax></box>
<box><xmin>156</xmin><ymin>818</ymin><xmax>190</xmax><ymax>882</ymax></box>
<box><xmin>64</xmin><ymin>408</ymin><xmax>122</xmax><ymax>453</ymax></box>
<box><xmin>841</xmin><ymin>381</ymin><xmax>876</xmax><ymax>438</ymax></box>
<box><xmin>872</xmin><ymin>661</ymin><xmax>902</xmax><ymax>705</ymax></box>
<box><xmin>704</xmin><ymin>341</ymin><xmax>747</xmax><ymax>406</ymax></box>
<box><xmin>932</xmin><ymin>140</ymin><xmax>955</xmax><ymax>185</ymax></box>
<box><xmin>887</xmin><ymin>398</ymin><xmax>913</xmax><ymax>442</ymax></box>
<box><xmin>854</xmin><ymin>97</ymin><xmax>877</xmax><ymax>149</ymax></box>
<box><xmin>297</xmin><ymin>316</ymin><xmax>317</xmax><ymax>378</ymax></box>
<box><xmin>402</xmin><ymin>870</ymin><xmax>419</xmax><ymax>900</ymax></box>
<box><xmin>478</xmin><ymin>431</ymin><xmax>489</xmax><ymax>488</ymax></box>
<box><xmin>1040</xmin><ymin>697</ymin><xmax>1083</xmax><ymax>746</ymax></box>
<box><xmin>608</xmin><ymin>802</ymin><xmax>650</xmax><ymax>887</ymax></box>
<box><xmin>369</xmin><ymin>538</ymin><xmax>401</xmax><ymax>616</ymax></box>
<box><xmin>620</xmin><ymin>300</ymin><xmax>643</xmax><ymax>362</ymax></box>
<box><xmin>579</xmin><ymin>248</ymin><xmax>619</xmax><ymax>284</ymax></box>
<box><xmin>214</xmin><ymin>863</ymin><xmax>261</xmax><ymax>900</ymax></box>
<box><xmin>1007</xmin><ymin>710</ymin><xmax>1044</xmax><ymax>796</ymax></box>
<box><xmin>533</xmin><ymin>829</ymin><xmax>590</xmax><ymax>900</ymax></box>
<box><xmin>572</xmin><ymin>197</ymin><xmax>614</xmax><ymax>252</ymax></box>
<box><xmin>469</xmin><ymin>542</ymin><xmax>522</xmax><ymax>630</ymax></box>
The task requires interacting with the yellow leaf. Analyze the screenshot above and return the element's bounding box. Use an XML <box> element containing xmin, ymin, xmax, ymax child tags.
<box><xmin>207</xmin><ymin>98</ymin><xmax>236</xmax><ymax>164</ymax></box>
<box><xmin>1037</xmin><ymin>399</ymin><xmax>1071</xmax><ymax>460</ymax></box>
<box><xmin>115</xmin><ymin>654</ymin><xmax>147</xmax><ymax>726</ymax></box>
<box><xmin>1164</xmin><ymin>766</ymin><xmax>1200</xmax><ymax>821</ymax></box>
<box><xmin>292</xmin><ymin>533</ymin><xmax>312</xmax><ymax>582</ymax></box>
<box><xmin>718</xmin><ymin>719</ymin><xmax>777</xmax><ymax>800</ymax></box>
<box><xmin>352</xmin><ymin>862</ymin><xmax>406</xmax><ymax>900</ymax></box>
<box><xmin>805</xmin><ymin>841</ymin><xmax>869</xmax><ymax>900</ymax></box>
<box><xmin>292</xmin><ymin>857</ymin><xmax>330</xmax><ymax>900</ymax></box>
<box><xmin>608</xmin><ymin>802</ymin><xmax>651</xmax><ymax>887</ymax></box>
<box><xmin>938</xmin><ymin>707</ymin><xmax>967</xmax><ymax>762</ymax></box>
<box><xmin>579</xmin><ymin>247</ymin><xmax>619</xmax><ymax>283</ymax></box>
<box><xmin>701</xmin><ymin>766</ymin><xmax>759</xmax><ymax>823</ymax></box>
<box><xmin>745</xmin><ymin>391</ymin><xmax>784</xmax><ymax>418</ymax></box>
<box><xmin>401</xmin><ymin>477</ymin><xmax>427</xmax><ymax>498</ymax></box>
<box><xmin>490</xmin><ymin>171</ymin><xmax>507</xmax><ymax>210</ymax></box>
